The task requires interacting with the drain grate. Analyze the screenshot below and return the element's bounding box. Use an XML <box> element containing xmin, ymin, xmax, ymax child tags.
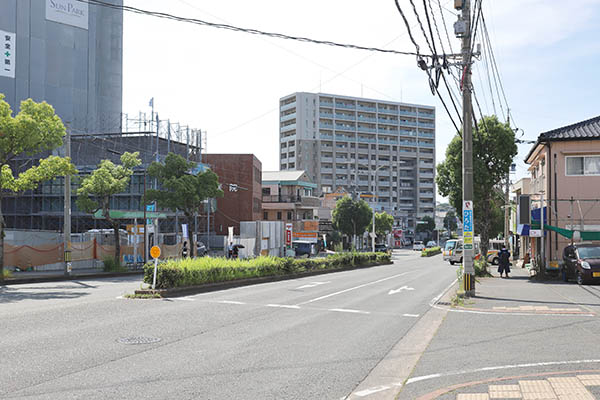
<box><xmin>117</xmin><ymin>336</ymin><xmax>162</xmax><ymax>345</ymax></box>
<box><xmin>436</xmin><ymin>301</ymin><xmax>451</xmax><ymax>306</ymax></box>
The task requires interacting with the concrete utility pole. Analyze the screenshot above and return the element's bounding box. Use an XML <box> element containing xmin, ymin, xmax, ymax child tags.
<box><xmin>504</xmin><ymin>174</ymin><xmax>510</xmax><ymax>247</ymax></box>
<box><xmin>63</xmin><ymin>124</ymin><xmax>72</xmax><ymax>276</ymax></box>
<box><xmin>460</xmin><ymin>0</ymin><xmax>475</xmax><ymax>295</ymax></box>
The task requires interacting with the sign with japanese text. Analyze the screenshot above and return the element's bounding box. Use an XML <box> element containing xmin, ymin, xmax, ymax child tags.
<box><xmin>1</xmin><ymin>30</ymin><xmax>15</xmax><ymax>79</ymax></box>
<box><xmin>46</xmin><ymin>0</ymin><xmax>89</xmax><ymax>30</ymax></box>
<box><xmin>463</xmin><ymin>200</ymin><xmax>474</xmax><ymax>250</ymax></box>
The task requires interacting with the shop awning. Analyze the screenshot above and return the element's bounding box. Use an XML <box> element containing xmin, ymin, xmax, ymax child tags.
<box><xmin>543</xmin><ymin>224</ymin><xmax>600</xmax><ymax>240</ymax></box>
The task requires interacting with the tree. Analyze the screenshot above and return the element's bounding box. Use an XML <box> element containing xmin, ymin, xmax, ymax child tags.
<box><xmin>416</xmin><ymin>216</ymin><xmax>435</xmax><ymax>239</ymax></box>
<box><xmin>76</xmin><ymin>152</ymin><xmax>141</xmax><ymax>264</ymax></box>
<box><xmin>444</xmin><ymin>210</ymin><xmax>458</xmax><ymax>233</ymax></box>
<box><xmin>332</xmin><ymin>196</ymin><xmax>372</xmax><ymax>248</ymax></box>
<box><xmin>369</xmin><ymin>211</ymin><xmax>394</xmax><ymax>239</ymax></box>
<box><xmin>0</xmin><ymin>95</ymin><xmax>77</xmax><ymax>281</ymax></box>
<box><xmin>145</xmin><ymin>153</ymin><xmax>223</xmax><ymax>256</ymax></box>
<box><xmin>436</xmin><ymin>115</ymin><xmax>518</xmax><ymax>259</ymax></box>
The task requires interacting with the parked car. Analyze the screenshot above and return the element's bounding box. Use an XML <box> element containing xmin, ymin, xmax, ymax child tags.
<box><xmin>374</xmin><ymin>244</ymin><xmax>389</xmax><ymax>253</ymax></box>
<box><xmin>443</xmin><ymin>239</ymin><xmax>458</xmax><ymax>262</ymax></box>
<box><xmin>562</xmin><ymin>243</ymin><xmax>600</xmax><ymax>285</ymax></box>
<box><xmin>413</xmin><ymin>241</ymin><xmax>425</xmax><ymax>251</ymax></box>
<box><xmin>195</xmin><ymin>241</ymin><xmax>207</xmax><ymax>257</ymax></box>
<box><xmin>426</xmin><ymin>241</ymin><xmax>437</xmax><ymax>248</ymax></box>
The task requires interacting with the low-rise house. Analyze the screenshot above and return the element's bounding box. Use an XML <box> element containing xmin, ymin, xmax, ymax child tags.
<box><xmin>524</xmin><ymin>115</ymin><xmax>600</xmax><ymax>270</ymax></box>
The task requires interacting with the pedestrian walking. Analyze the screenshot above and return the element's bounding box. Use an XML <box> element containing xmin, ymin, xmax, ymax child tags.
<box><xmin>227</xmin><ymin>242</ymin><xmax>233</xmax><ymax>259</ymax></box>
<box><xmin>498</xmin><ymin>246</ymin><xmax>511</xmax><ymax>278</ymax></box>
<box><xmin>182</xmin><ymin>241</ymin><xmax>189</xmax><ymax>258</ymax></box>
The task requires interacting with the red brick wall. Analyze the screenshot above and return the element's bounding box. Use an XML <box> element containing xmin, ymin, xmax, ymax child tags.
<box><xmin>204</xmin><ymin>154</ymin><xmax>262</xmax><ymax>235</ymax></box>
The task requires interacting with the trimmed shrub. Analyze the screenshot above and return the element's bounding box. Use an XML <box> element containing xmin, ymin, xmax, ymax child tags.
<box><xmin>421</xmin><ymin>246</ymin><xmax>442</xmax><ymax>257</ymax></box>
<box><xmin>143</xmin><ymin>252</ymin><xmax>392</xmax><ymax>289</ymax></box>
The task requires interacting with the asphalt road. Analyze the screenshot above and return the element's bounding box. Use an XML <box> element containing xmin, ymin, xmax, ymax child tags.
<box><xmin>0</xmin><ymin>250</ymin><xmax>456</xmax><ymax>400</ymax></box>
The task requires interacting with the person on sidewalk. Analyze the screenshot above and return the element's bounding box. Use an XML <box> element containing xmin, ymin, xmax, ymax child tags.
<box><xmin>182</xmin><ymin>241</ymin><xmax>189</xmax><ymax>258</ymax></box>
<box><xmin>498</xmin><ymin>246</ymin><xmax>511</xmax><ymax>278</ymax></box>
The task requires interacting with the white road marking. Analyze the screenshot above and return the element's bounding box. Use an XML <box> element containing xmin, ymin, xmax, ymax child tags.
<box><xmin>296</xmin><ymin>271</ymin><xmax>413</xmax><ymax>305</ymax></box>
<box><xmin>353</xmin><ymin>385</ymin><xmax>391</xmax><ymax>396</ymax></box>
<box><xmin>216</xmin><ymin>300</ymin><xmax>246</xmax><ymax>305</ymax></box>
<box><xmin>172</xmin><ymin>297</ymin><xmax>195</xmax><ymax>301</ymax></box>
<box><xmin>116</xmin><ymin>296</ymin><xmax>124</xmax><ymax>299</ymax></box>
<box><xmin>405</xmin><ymin>359</ymin><xmax>600</xmax><ymax>385</ymax></box>
<box><xmin>296</xmin><ymin>281</ymin><xmax>330</xmax><ymax>289</ymax></box>
<box><xmin>429</xmin><ymin>277</ymin><xmax>458</xmax><ymax>306</ymax></box>
<box><xmin>329</xmin><ymin>308</ymin><xmax>371</xmax><ymax>315</ymax></box>
<box><xmin>267</xmin><ymin>304</ymin><xmax>301</xmax><ymax>309</ymax></box>
<box><xmin>403</xmin><ymin>313</ymin><xmax>420</xmax><ymax>318</ymax></box>
<box><xmin>388</xmin><ymin>286</ymin><xmax>415</xmax><ymax>295</ymax></box>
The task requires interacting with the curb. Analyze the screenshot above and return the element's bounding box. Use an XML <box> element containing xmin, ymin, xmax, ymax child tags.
<box><xmin>2</xmin><ymin>270</ymin><xmax>144</xmax><ymax>285</ymax></box>
<box><xmin>135</xmin><ymin>262</ymin><xmax>393</xmax><ymax>298</ymax></box>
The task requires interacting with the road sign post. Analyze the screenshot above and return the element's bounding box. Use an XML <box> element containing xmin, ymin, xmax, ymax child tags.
<box><xmin>150</xmin><ymin>245</ymin><xmax>161</xmax><ymax>290</ymax></box>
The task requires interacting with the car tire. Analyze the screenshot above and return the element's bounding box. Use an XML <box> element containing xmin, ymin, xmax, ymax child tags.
<box><xmin>492</xmin><ymin>257</ymin><xmax>499</xmax><ymax>265</ymax></box>
<box><xmin>577</xmin><ymin>271</ymin><xmax>584</xmax><ymax>285</ymax></box>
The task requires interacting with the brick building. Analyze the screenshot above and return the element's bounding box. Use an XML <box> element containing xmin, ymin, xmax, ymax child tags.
<box><xmin>203</xmin><ymin>154</ymin><xmax>262</xmax><ymax>236</ymax></box>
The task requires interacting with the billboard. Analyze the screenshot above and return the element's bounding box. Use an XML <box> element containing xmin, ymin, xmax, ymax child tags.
<box><xmin>46</xmin><ymin>0</ymin><xmax>89</xmax><ymax>30</ymax></box>
<box><xmin>1</xmin><ymin>30</ymin><xmax>15</xmax><ymax>79</ymax></box>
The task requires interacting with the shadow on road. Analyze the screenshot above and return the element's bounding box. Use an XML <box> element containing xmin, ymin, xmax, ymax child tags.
<box><xmin>0</xmin><ymin>285</ymin><xmax>90</xmax><ymax>304</ymax></box>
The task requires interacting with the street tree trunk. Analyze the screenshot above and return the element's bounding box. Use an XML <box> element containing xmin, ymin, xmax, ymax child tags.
<box><xmin>102</xmin><ymin>204</ymin><xmax>120</xmax><ymax>265</ymax></box>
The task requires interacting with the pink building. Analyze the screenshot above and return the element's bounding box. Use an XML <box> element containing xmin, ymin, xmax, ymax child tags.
<box><xmin>525</xmin><ymin>115</ymin><xmax>600</xmax><ymax>268</ymax></box>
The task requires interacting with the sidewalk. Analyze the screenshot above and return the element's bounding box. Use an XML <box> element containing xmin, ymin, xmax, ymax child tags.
<box><xmin>398</xmin><ymin>265</ymin><xmax>600</xmax><ymax>400</ymax></box>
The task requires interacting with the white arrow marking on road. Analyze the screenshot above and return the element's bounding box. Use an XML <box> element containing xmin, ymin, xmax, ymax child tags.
<box><xmin>388</xmin><ymin>286</ymin><xmax>415</xmax><ymax>295</ymax></box>
<box><xmin>296</xmin><ymin>281</ymin><xmax>330</xmax><ymax>289</ymax></box>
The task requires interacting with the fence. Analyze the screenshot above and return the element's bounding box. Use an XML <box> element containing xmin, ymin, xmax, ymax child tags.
<box><xmin>4</xmin><ymin>239</ymin><xmax>186</xmax><ymax>270</ymax></box>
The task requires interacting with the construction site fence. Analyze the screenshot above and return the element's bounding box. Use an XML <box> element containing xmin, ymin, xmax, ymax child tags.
<box><xmin>4</xmin><ymin>240</ymin><xmax>184</xmax><ymax>269</ymax></box>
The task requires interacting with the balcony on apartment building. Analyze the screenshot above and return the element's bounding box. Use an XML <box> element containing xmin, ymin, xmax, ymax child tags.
<box><xmin>262</xmin><ymin>194</ymin><xmax>321</xmax><ymax>208</ymax></box>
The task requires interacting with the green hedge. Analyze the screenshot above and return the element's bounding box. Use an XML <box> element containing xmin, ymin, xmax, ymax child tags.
<box><xmin>421</xmin><ymin>246</ymin><xmax>442</xmax><ymax>257</ymax></box>
<box><xmin>143</xmin><ymin>252</ymin><xmax>391</xmax><ymax>289</ymax></box>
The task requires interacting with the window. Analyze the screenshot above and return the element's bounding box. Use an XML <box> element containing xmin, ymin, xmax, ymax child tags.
<box><xmin>566</xmin><ymin>156</ymin><xmax>600</xmax><ymax>176</ymax></box>
<box><xmin>287</xmin><ymin>211</ymin><xmax>292</xmax><ymax>220</ymax></box>
<box><xmin>262</xmin><ymin>188</ymin><xmax>271</xmax><ymax>195</ymax></box>
<box><xmin>277</xmin><ymin>211</ymin><xmax>282</xmax><ymax>220</ymax></box>
<box><xmin>264</xmin><ymin>211</ymin><xmax>268</xmax><ymax>220</ymax></box>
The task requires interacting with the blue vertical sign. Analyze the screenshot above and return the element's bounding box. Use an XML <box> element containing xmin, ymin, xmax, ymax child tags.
<box><xmin>146</xmin><ymin>204</ymin><xmax>155</xmax><ymax>226</ymax></box>
<box><xmin>463</xmin><ymin>201</ymin><xmax>474</xmax><ymax>250</ymax></box>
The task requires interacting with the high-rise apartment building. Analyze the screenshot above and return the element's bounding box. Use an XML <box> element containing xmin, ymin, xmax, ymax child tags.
<box><xmin>0</xmin><ymin>0</ymin><xmax>123</xmax><ymax>133</ymax></box>
<box><xmin>279</xmin><ymin>92</ymin><xmax>436</xmax><ymax>231</ymax></box>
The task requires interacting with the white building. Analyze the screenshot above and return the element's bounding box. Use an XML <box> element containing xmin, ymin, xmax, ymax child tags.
<box><xmin>279</xmin><ymin>92</ymin><xmax>436</xmax><ymax>231</ymax></box>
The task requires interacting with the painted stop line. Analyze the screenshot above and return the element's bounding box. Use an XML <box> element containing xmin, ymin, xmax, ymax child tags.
<box><xmin>388</xmin><ymin>286</ymin><xmax>415</xmax><ymax>295</ymax></box>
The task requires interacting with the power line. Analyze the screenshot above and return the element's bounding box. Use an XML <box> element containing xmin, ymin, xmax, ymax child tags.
<box><xmin>78</xmin><ymin>0</ymin><xmax>429</xmax><ymax>57</ymax></box>
<box><xmin>436</xmin><ymin>0</ymin><xmax>454</xmax><ymax>54</ymax></box>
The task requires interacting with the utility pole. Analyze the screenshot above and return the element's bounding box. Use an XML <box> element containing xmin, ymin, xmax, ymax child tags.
<box><xmin>63</xmin><ymin>124</ymin><xmax>72</xmax><ymax>276</ymax></box>
<box><xmin>459</xmin><ymin>0</ymin><xmax>475</xmax><ymax>295</ymax></box>
<box><xmin>504</xmin><ymin>174</ymin><xmax>510</xmax><ymax>247</ymax></box>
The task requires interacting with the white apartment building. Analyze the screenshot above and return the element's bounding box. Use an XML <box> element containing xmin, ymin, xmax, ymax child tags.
<box><xmin>279</xmin><ymin>92</ymin><xmax>436</xmax><ymax>231</ymax></box>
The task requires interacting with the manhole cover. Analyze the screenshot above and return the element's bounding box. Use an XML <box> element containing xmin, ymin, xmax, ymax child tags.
<box><xmin>117</xmin><ymin>336</ymin><xmax>161</xmax><ymax>345</ymax></box>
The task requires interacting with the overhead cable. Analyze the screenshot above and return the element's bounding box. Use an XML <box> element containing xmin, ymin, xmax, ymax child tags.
<box><xmin>77</xmin><ymin>0</ymin><xmax>428</xmax><ymax>57</ymax></box>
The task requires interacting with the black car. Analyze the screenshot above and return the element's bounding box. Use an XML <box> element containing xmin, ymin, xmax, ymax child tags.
<box><xmin>562</xmin><ymin>243</ymin><xmax>600</xmax><ymax>285</ymax></box>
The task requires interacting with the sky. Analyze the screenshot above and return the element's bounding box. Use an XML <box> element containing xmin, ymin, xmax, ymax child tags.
<box><xmin>121</xmin><ymin>0</ymin><xmax>600</xmax><ymax>193</ymax></box>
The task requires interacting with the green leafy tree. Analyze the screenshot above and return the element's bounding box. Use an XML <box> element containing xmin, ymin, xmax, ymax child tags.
<box><xmin>76</xmin><ymin>152</ymin><xmax>141</xmax><ymax>264</ymax></box>
<box><xmin>443</xmin><ymin>210</ymin><xmax>458</xmax><ymax>233</ymax></box>
<box><xmin>436</xmin><ymin>115</ymin><xmax>517</xmax><ymax>258</ymax></box>
<box><xmin>332</xmin><ymin>196</ymin><xmax>373</xmax><ymax>248</ymax></box>
<box><xmin>0</xmin><ymin>95</ymin><xmax>77</xmax><ymax>280</ymax></box>
<box><xmin>145</xmin><ymin>153</ymin><xmax>223</xmax><ymax>256</ymax></box>
<box><xmin>369</xmin><ymin>211</ymin><xmax>394</xmax><ymax>239</ymax></box>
